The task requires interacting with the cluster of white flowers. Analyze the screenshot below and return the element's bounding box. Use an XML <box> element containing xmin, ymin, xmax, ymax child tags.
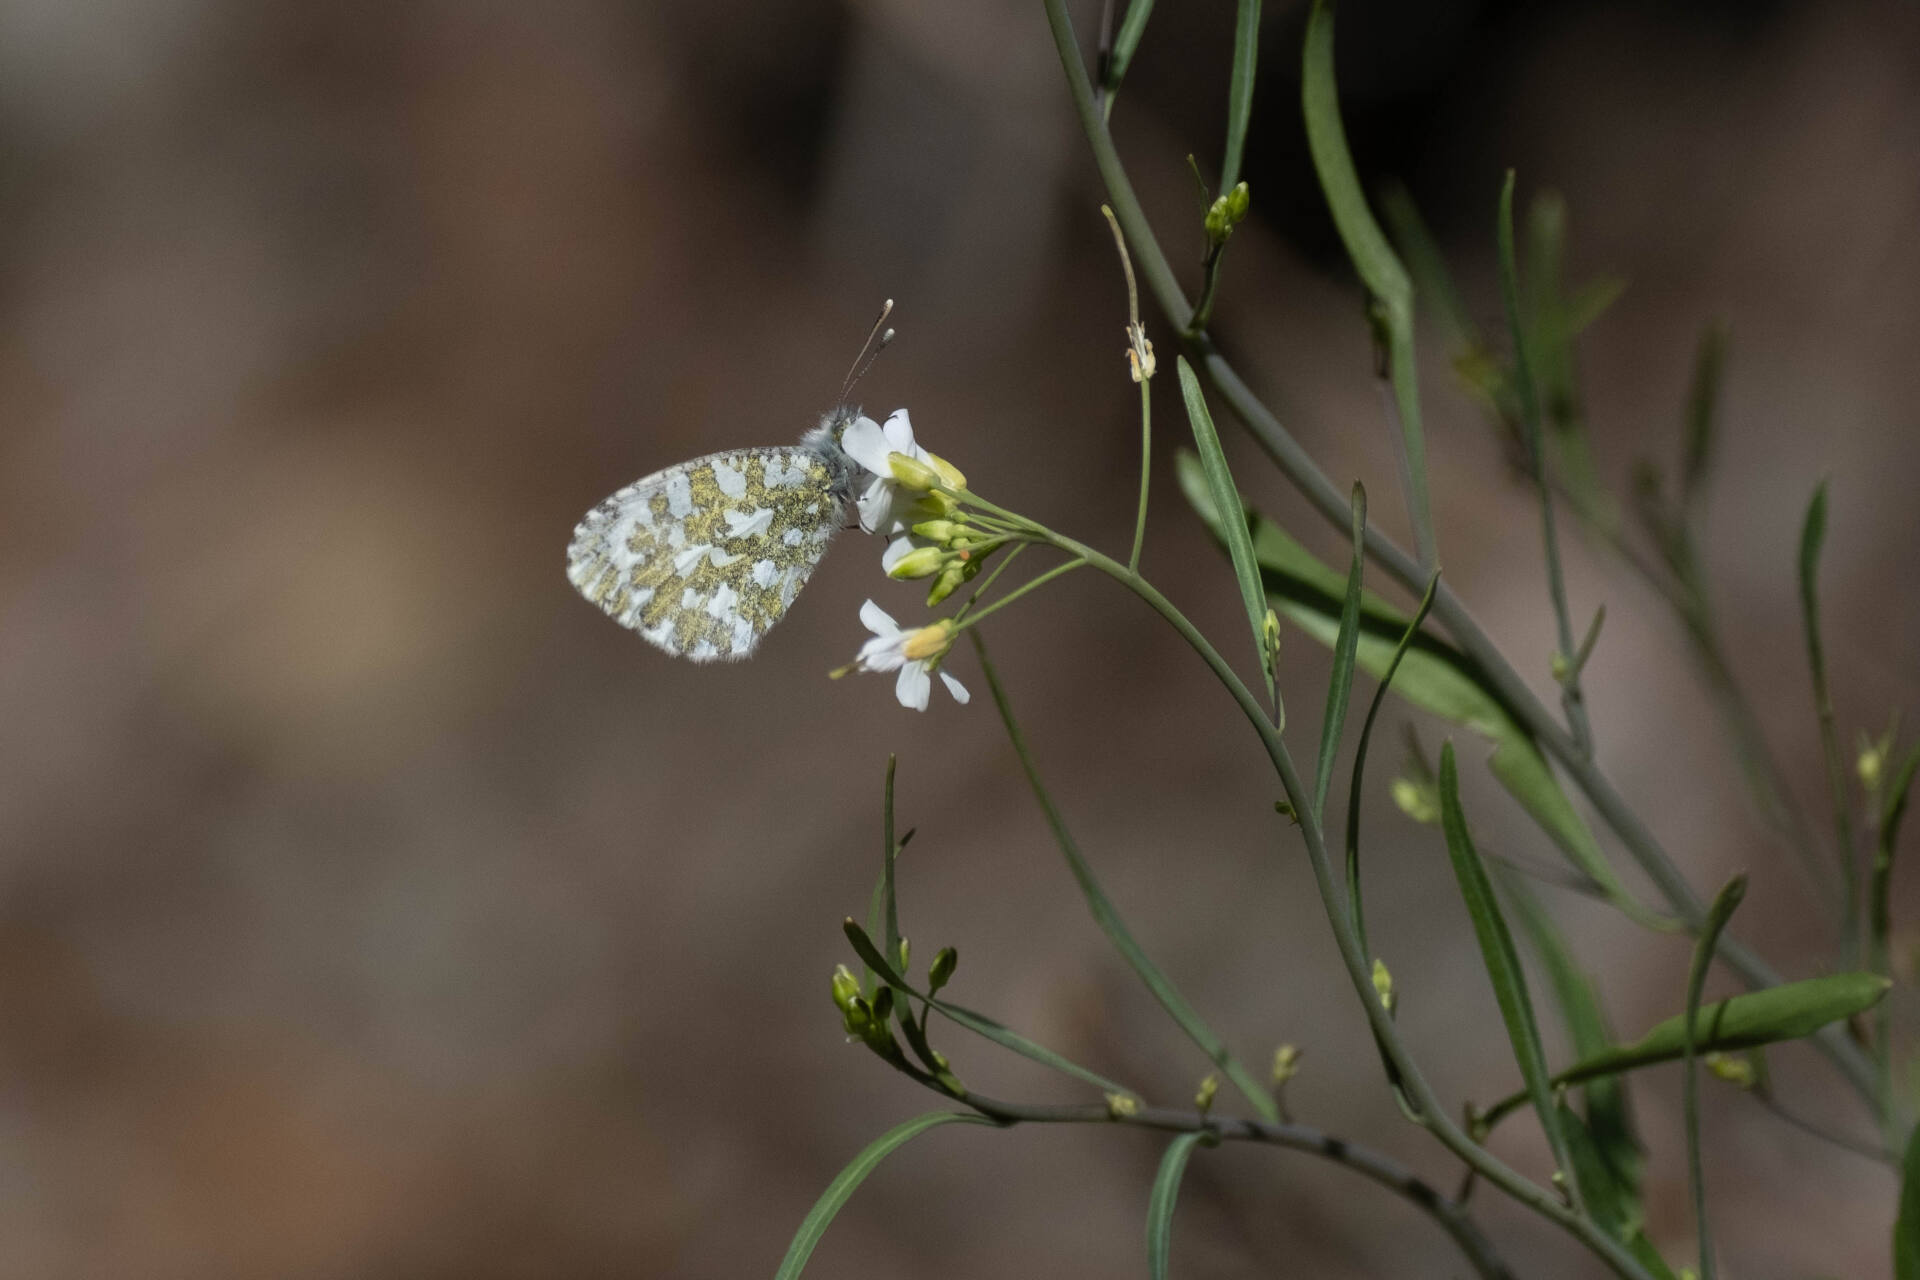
<box><xmin>840</xmin><ymin>410</ymin><xmax>970</xmax><ymax>711</ymax></box>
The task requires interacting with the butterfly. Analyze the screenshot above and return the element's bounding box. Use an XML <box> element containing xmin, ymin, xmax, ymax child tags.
<box><xmin>565</xmin><ymin>407</ymin><xmax>878</xmax><ymax>661</ymax></box>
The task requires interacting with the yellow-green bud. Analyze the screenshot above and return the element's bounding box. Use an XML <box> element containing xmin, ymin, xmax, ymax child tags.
<box><xmin>1704</xmin><ymin>1052</ymin><xmax>1757</xmax><ymax>1089</ymax></box>
<box><xmin>888</xmin><ymin>452</ymin><xmax>940</xmax><ymax>490</ymax></box>
<box><xmin>923</xmin><ymin>450</ymin><xmax>967</xmax><ymax>491</ymax></box>
<box><xmin>830</xmin><ymin>964</ymin><xmax>862</xmax><ymax>1016</ymax></box>
<box><xmin>1859</xmin><ymin>740</ymin><xmax>1886</xmax><ymax>792</ymax></box>
<box><xmin>927</xmin><ymin>563</ymin><xmax>967</xmax><ymax>606</ymax></box>
<box><xmin>1262</xmin><ymin>608</ymin><xmax>1281</xmax><ymax>666</ymax></box>
<box><xmin>912</xmin><ymin>519</ymin><xmax>962</xmax><ymax>543</ymax></box>
<box><xmin>1105</xmin><ymin>1092</ymin><xmax>1140</xmax><ymax>1118</ymax></box>
<box><xmin>1391</xmin><ymin>777</ymin><xmax>1441</xmax><ymax>825</ymax></box>
<box><xmin>1549</xmin><ymin>649</ymin><xmax>1570</xmax><ymax>682</ymax></box>
<box><xmin>1371</xmin><ymin>958</ymin><xmax>1396</xmax><ymax>1013</ymax></box>
<box><xmin>1204</xmin><ymin>195</ymin><xmax>1232</xmax><ymax>246</ymax></box>
<box><xmin>1271</xmin><ymin>1044</ymin><xmax>1302</xmax><ymax>1087</ymax></box>
<box><xmin>908</xmin><ymin>491</ymin><xmax>959</xmax><ymax>521</ymax></box>
<box><xmin>1225</xmin><ymin>180</ymin><xmax>1250</xmax><ymax>223</ymax></box>
<box><xmin>1195</xmin><ymin>1073</ymin><xmax>1218</xmax><ymax>1114</ymax></box>
<box><xmin>928</xmin><ymin>946</ymin><xmax>958</xmax><ymax>993</ymax></box>
<box><xmin>887</xmin><ymin>546</ymin><xmax>947</xmax><ymax>580</ymax></box>
<box><xmin>895</xmin><ymin>937</ymin><xmax>911</xmax><ymax>974</ymax></box>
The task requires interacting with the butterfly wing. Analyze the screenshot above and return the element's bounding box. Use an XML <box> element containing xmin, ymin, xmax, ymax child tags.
<box><xmin>566</xmin><ymin>446</ymin><xmax>844</xmax><ymax>662</ymax></box>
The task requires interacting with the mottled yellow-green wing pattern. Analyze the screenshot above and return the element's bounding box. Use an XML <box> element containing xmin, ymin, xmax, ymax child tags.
<box><xmin>566</xmin><ymin>447</ymin><xmax>844</xmax><ymax>661</ymax></box>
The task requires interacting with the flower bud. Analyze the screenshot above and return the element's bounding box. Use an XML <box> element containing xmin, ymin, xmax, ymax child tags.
<box><xmin>908</xmin><ymin>491</ymin><xmax>959</xmax><ymax>522</ymax></box>
<box><xmin>1271</xmin><ymin>1044</ymin><xmax>1302</xmax><ymax>1088</ymax></box>
<box><xmin>895</xmin><ymin>937</ymin><xmax>911</xmax><ymax>975</ymax></box>
<box><xmin>1371</xmin><ymin>958</ymin><xmax>1396</xmax><ymax>1013</ymax></box>
<box><xmin>1105</xmin><ymin>1092</ymin><xmax>1140</xmax><ymax>1119</ymax></box>
<box><xmin>1704</xmin><ymin>1052</ymin><xmax>1756</xmax><ymax>1089</ymax></box>
<box><xmin>928</xmin><ymin>946</ymin><xmax>958</xmax><ymax>993</ymax></box>
<box><xmin>830</xmin><ymin>964</ymin><xmax>862</xmax><ymax>1016</ymax></box>
<box><xmin>1262</xmin><ymin>608</ymin><xmax>1281</xmax><ymax>667</ymax></box>
<box><xmin>886</xmin><ymin>546</ymin><xmax>947</xmax><ymax>580</ymax></box>
<box><xmin>911</xmin><ymin>519</ymin><xmax>962</xmax><ymax>544</ymax></box>
<box><xmin>1225</xmin><ymin>180</ymin><xmax>1250</xmax><ymax>223</ymax></box>
<box><xmin>1195</xmin><ymin>1073</ymin><xmax>1219</xmax><ymax>1115</ymax></box>
<box><xmin>888</xmin><ymin>452</ymin><xmax>940</xmax><ymax>490</ymax></box>
<box><xmin>926</xmin><ymin>563</ymin><xmax>967</xmax><ymax>606</ymax></box>
<box><xmin>922</xmin><ymin>450</ymin><xmax>967</xmax><ymax>492</ymax></box>
<box><xmin>1859</xmin><ymin>737</ymin><xmax>1886</xmax><ymax>792</ymax></box>
<box><xmin>1205</xmin><ymin>195</ymin><xmax>1232</xmax><ymax>246</ymax></box>
<box><xmin>1391</xmin><ymin>777</ymin><xmax>1440</xmax><ymax>825</ymax></box>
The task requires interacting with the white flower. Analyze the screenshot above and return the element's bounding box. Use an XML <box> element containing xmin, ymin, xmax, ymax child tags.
<box><xmin>841</xmin><ymin>409</ymin><xmax>935</xmax><ymax>536</ymax></box>
<box><xmin>852</xmin><ymin>600</ymin><xmax>969</xmax><ymax>711</ymax></box>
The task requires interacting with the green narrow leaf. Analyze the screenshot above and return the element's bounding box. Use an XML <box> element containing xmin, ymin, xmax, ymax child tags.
<box><xmin>1683</xmin><ymin>873</ymin><xmax>1747</xmax><ymax>1280</ymax></box>
<box><xmin>1177</xmin><ymin>452</ymin><xmax>1671</xmax><ymax>929</ymax></box>
<box><xmin>843</xmin><ymin>918</ymin><xmax>1134</xmax><ymax>1098</ymax></box>
<box><xmin>972</xmin><ymin>631</ymin><xmax>1278</xmax><ymax>1120</ymax></box>
<box><xmin>1219</xmin><ymin>0</ymin><xmax>1261</xmax><ymax>192</ymax></box>
<box><xmin>1314</xmin><ymin>483</ymin><xmax>1367</xmax><ymax>822</ymax></box>
<box><xmin>1379</xmin><ymin>181</ymin><xmax>1480</xmax><ymax>353</ymax></box>
<box><xmin>775</xmin><ymin>1111</ymin><xmax>997</xmax><ymax>1280</ymax></box>
<box><xmin>1872</xmin><ymin>743</ymin><xmax>1919</xmax><ymax>1135</ymax></box>
<box><xmin>1301</xmin><ymin>0</ymin><xmax>1433</xmax><ymax>570</ymax></box>
<box><xmin>1503</xmin><ymin>873</ymin><xmax>1644</xmax><ymax>1201</ymax></box>
<box><xmin>1897</xmin><ymin>1120</ymin><xmax>1920</xmax><ymax>1279</ymax></box>
<box><xmin>1437</xmin><ymin>742</ymin><xmax>1585</xmax><ymax>1214</ymax></box>
<box><xmin>1680</xmin><ymin>321</ymin><xmax>1727</xmax><ymax>507</ymax></box>
<box><xmin>1178</xmin><ymin>356</ymin><xmax>1276</xmax><ymax>706</ymax></box>
<box><xmin>1800</xmin><ymin>479</ymin><xmax>1859</xmax><ymax>962</ymax></box>
<box><xmin>1558</xmin><ymin>1105</ymin><xmax>1677</xmax><ymax>1280</ymax></box>
<box><xmin>1344</xmin><ymin>571</ymin><xmax>1438</xmax><ymax>952</ymax></box>
<box><xmin>882</xmin><ymin>755</ymin><xmax>901</xmax><ymax>964</ymax></box>
<box><xmin>1147</xmin><ymin>1131</ymin><xmax>1210</xmax><ymax>1280</ymax></box>
<box><xmin>1101</xmin><ymin>0</ymin><xmax>1157</xmax><ymax>111</ymax></box>
<box><xmin>1479</xmin><ymin>971</ymin><xmax>1892</xmax><ymax>1126</ymax></box>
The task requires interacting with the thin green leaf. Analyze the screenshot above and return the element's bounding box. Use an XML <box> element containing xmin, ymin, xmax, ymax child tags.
<box><xmin>1301</xmin><ymin>0</ymin><xmax>1433</xmax><ymax>570</ymax></box>
<box><xmin>1800</xmin><ymin>480</ymin><xmax>1860</xmax><ymax>963</ymax></box>
<box><xmin>774</xmin><ymin>1111</ymin><xmax>997</xmax><ymax>1280</ymax></box>
<box><xmin>1345</xmin><ymin>571</ymin><xmax>1437</xmax><ymax>951</ymax></box>
<box><xmin>1872</xmin><ymin>743</ymin><xmax>1920</xmax><ymax>1137</ymax></box>
<box><xmin>1480</xmin><ymin>971</ymin><xmax>1892</xmax><ymax>1126</ymax></box>
<box><xmin>1503</xmin><ymin>872</ymin><xmax>1644</xmax><ymax>1202</ymax></box>
<box><xmin>1681</xmin><ymin>322</ymin><xmax>1727</xmax><ymax>507</ymax></box>
<box><xmin>1219</xmin><ymin>0</ymin><xmax>1261</xmax><ymax>193</ymax></box>
<box><xmin>1147</xmin><ymin>1131</ymin><xmax>1210</xmax><ymax>1280</ymax></box>
<box><xmin>1314</xmin><ymin>483</ymin><xmax>1367</xmax><ymax>822</ymax></box>
<box><xmin>883</xmin><ymin>755</ymin><xmax>901</xmax><ymax>965</ymax></box>
<box><xmin>1178</xmin><ymin>452</ymin><xmax>1670</xmax><ymax>929</ymax></box>
<box><xmin>1558</xmin><ymin>1104</ymin><xmax>1676</xmax><ymax>1280</ymax></box>
<box><xmin>843</xmin><ymin>918</ymin><xmax>1134</xmax><ymax>1098</ymax></box>
<box><xmin>1178</xmin><ymin>356</ymin><xmax>1275</xmax><ymax>707</ymax></box>
<box><xmin>1683</xmin><ymin>873</ymin><xmax>1747</xmax><ymax>1280</ymax></box>
<box><xmin>1897</xmin><ymin>1120</ymin><xmax>1920</xmax><ymax>1279</ymax></box>
<box><xmin>1379</xmin><ymin>181</ymin><xmax>1480</xmax><ymax>353</ymax></box>
<box><xmin>1564</xmin><ymin>275</ymin><xmax>1626</xmax><ymax>337</ymax></box>
<box><xmin>972</xmin><ymin>631</ymin><xmax>1278</xmax><ymax>1120</ymax></box>
<box><xmin>1438</xmin><ymin>742</ymin><xmax>1585</xmax><ymax>1214</ymax></box>
<box><xmin>1101</xmin><ymin>0</ymin><xmax>1157</xmax><ymax>112</ymax></box>
<box><xmin>1499</xmin><ymin>171</ymin><xmax>1589</xmax><ymax>755</ymax></box>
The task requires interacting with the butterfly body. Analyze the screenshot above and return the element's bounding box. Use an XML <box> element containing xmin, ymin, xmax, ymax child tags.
<box><xmin>567</xmin><ymin>408</ymin><xmax>868</xmax><ymax>662</ymax></box>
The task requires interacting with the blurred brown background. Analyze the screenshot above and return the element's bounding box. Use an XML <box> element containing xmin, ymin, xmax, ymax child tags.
<box><xmin>3</xmin><ymin>0</ymin><xmax>1917</xmax><ymax>1276</ymax></box>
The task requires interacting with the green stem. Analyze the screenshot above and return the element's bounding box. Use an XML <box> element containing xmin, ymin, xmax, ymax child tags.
<box><xmin>1038</xmin><ymin>0</ymin><xmax>1882</xmax><ymax>1117</ymax></box>
<box><xmin>1028</xmin><ymin>524</ymin><xmax>1653</xmax><ymax>1280</ymax></box>
<box><xmin>1131</xmin><ymin>378</ymin><xmax>1152</xmax><ymax>571</ymax></box>
<box><xmin>956</xmin><ymin>557</ymin><xmax>1086</xmax><ymax>629</ymax></box>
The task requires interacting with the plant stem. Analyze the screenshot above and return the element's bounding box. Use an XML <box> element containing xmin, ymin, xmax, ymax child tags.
<box><xmin>954</xmin><ymin>557</ymin><xmax>1085</xmax><ymax>629</ymax></box>
<box><xmin>1037</xmin><ymin>0</ymin><xmax>1883</xmax><ymax>1119</ymax></box>
<box><xmin>951</xmin><ymin>1089</ymin><xmax>1516</xmax><ymax>1280</ymax></box>
<box><xmin>1029</xmin><ymin>525</ymin><xmax>1655</xmax><ymax>1280</ymax></box>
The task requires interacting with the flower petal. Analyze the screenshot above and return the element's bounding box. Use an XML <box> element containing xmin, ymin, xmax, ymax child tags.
<box><xmin>858</xmin><ymin>598</ymin><xmax>899</xmax><ymax>637</ymax></box>
<box><xmin>939</xmin><ymin>669</ymin><xmax>970</xmax><ymax>704</ymax></box>
<box><xmin>894</xmin><ymin>662</ymin><xmax>931</xmax><ymax>711</ymax></box>
<box><xmin>880</xmin><ymin>535</ymin><xmax>918</xmax><ymax>573</ymax></box>
<box><xmin>839</xmin><ymin>416</ymin><xmax>892</xmax><ymax>476</ymax></box>
<box><xmin>882</xmin><ymin>409</ymin><xmax>915</xmax><ymax>455</ymax></box>
<box><xmin>857</xmin><ymin>477</ymin><xmax>899</xmax><ymax>536</ymax></box>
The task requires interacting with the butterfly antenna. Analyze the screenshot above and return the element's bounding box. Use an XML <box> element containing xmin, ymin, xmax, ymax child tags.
<box><xmin>839</xmin><ymin>298</ymin><xmax>896</xmax><ymax>403</ymax></box>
